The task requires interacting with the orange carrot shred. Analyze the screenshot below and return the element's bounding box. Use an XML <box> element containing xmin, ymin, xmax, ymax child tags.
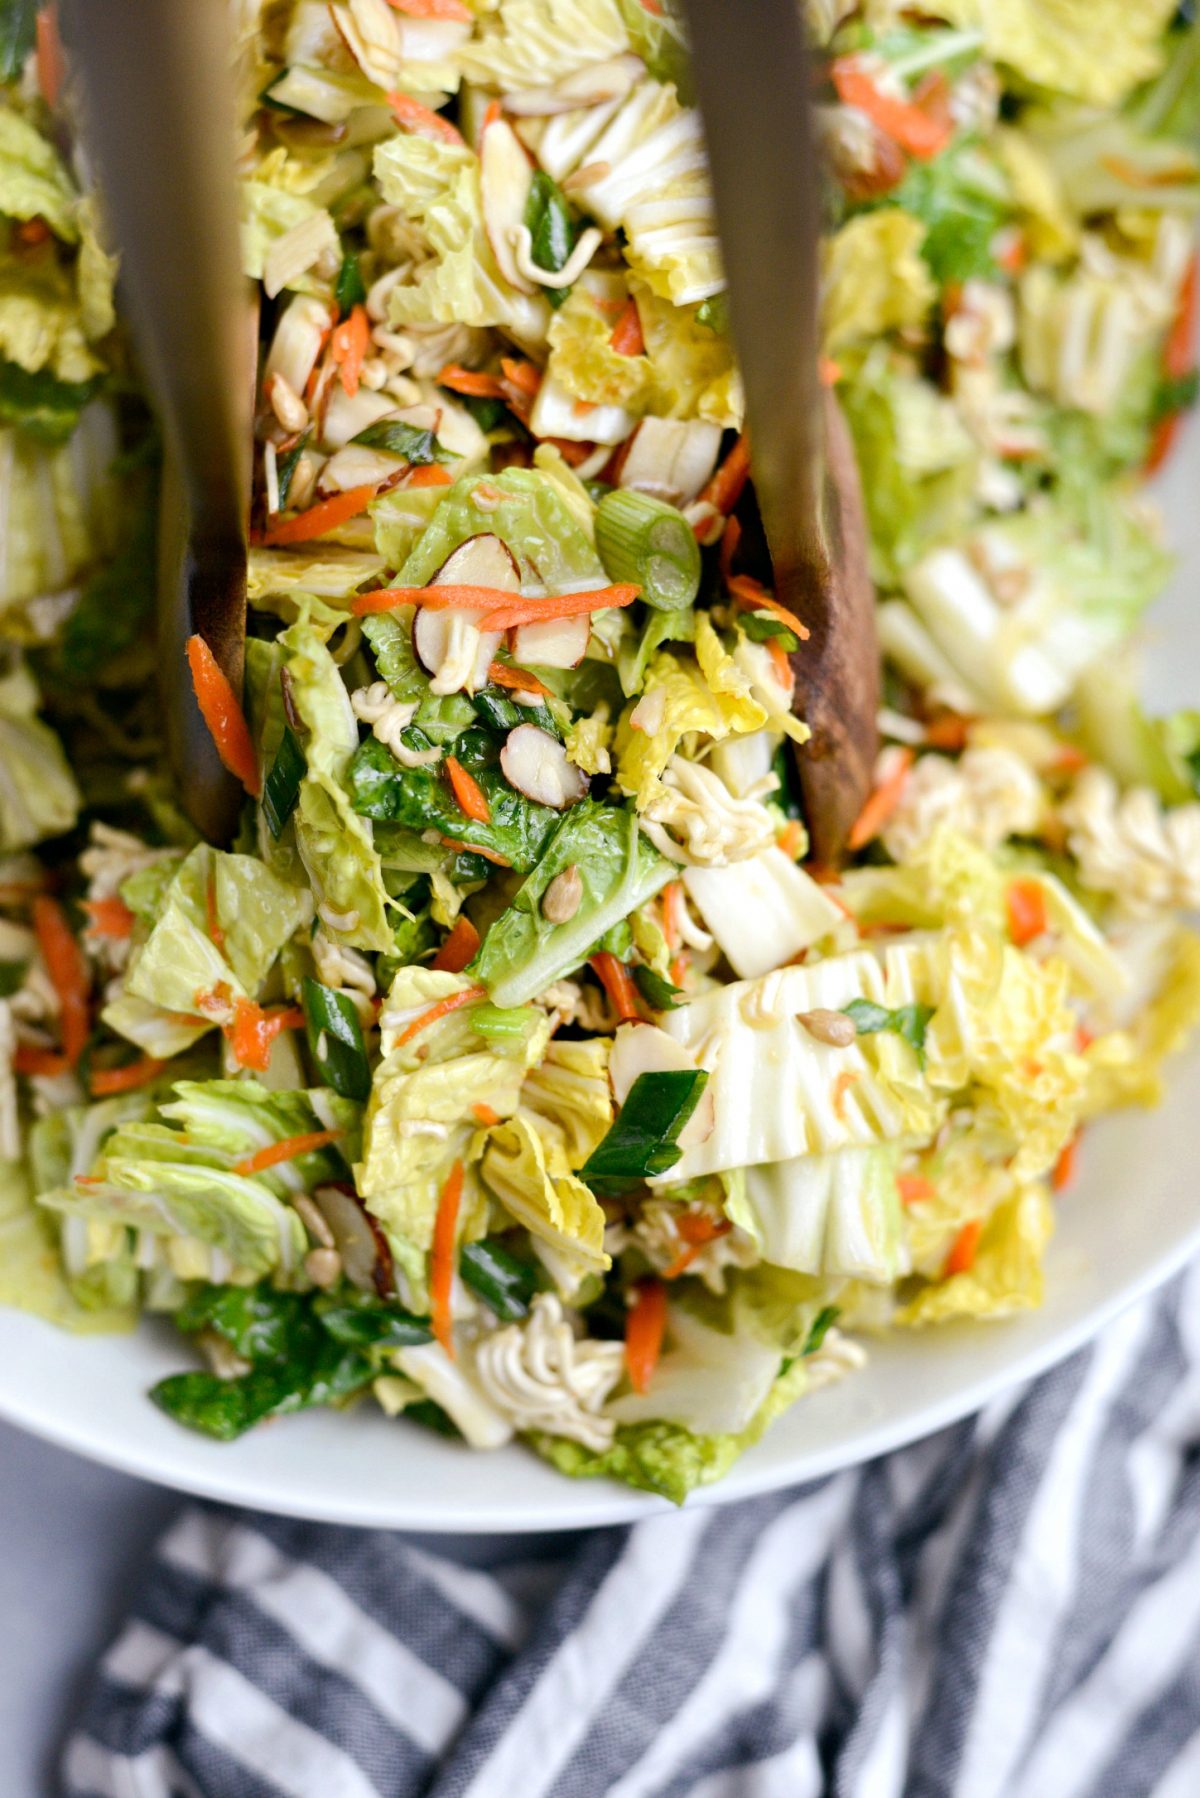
<box><xmin>90</xmin><ymin>1058</ymin><xmax>169</xmax><ymax>1097</ymax></box>
<box><xmin>225</xmin><ymin>999</ymin><xmax>305</xmax><ymax>1073</ymax></box>
<box><xmin>832</xmin><ymin>1069</ymin><xmax>859</xmax><ymax>1121</ymax></box>
<box><xmin>589</xmin><ymin>952</ymin><xmax>642</xmax><ymax>1024</ymax></box>
<box><xmin>727</xmin><ymin>573</ymin><xmax>811</xmax><ymax>642</ymax></box>
<box><xmin>943</xmin><ymin>1219</ymin><xmax>983</xmax><ymax>1279</ymax></box>
<box><xmin>897</xmin><ymin>1174</ymin><xmax>936</xmax><ymax>1206</ymax></box>
<box><xmin>500</xmin><ymin>357</ymin><xmax>542</xmax><ymax>398</ymax></box>
<box><xmin>330</xmin><ymin>303</ymin><xmax>370</xmax><ymax>397</ymax></box>
<box><xmin>471</xmin><ymin>1102</ymin><xmax>500</xmax><ymax>1127</ymax></box>
<box><xmin>487</xmin><ymin>661</ymin><xmax>552</xmax><ymax>698</ymax></box>
<box><xmin>697</xmin><ymin>432</ymin><xmax>751</xmax><ymax>521</ymax></box>
<box><xmin>36</xmin><ymin>5</ymin><xmax>62</xmax><ymax>108</ymax></box>
<box><xmin>82</xmin><ymin>897</ymin><xmax>135</xmax><ymax>940</ymax></box>
<box><xmin>437</xmin><ymin>835</ymin><xmax>512</xmax><ymax>868</ymax></box>
<box><xmin>432</xmin><ymin>914</ymin><xmax>481</xmax><ymax>974</ymax></box>
<box><xmin>847</xmin><ymin>748</ymin><xmax>915</xmax><ymax>852</ymax></box>
<box><xmin>831</xmin><ymin>58</ymin><xmax>953</xmax><ymax>159</ymax></box>
<box><xmin>260</xmin><ymin>483</ymin><xmax>379</xmax><ymax>547</ymax></box>
<box><xmin>186</xmin><ymin>635</ymin><xmax>261</xmax><ymax>796</ymax></box>
<box><xmin>625</xmin><ymin>1279</ymin><xmax>667</xmax><ymax>1394</ymax></box>
<box><xmin>205</xmin><ymin>872</ymin><xmax>226</xmax><ymax>952</ymax></box>
<box><xmin>475</xmin><ymin>586</ymin><xmax>640</xmax><ymax>632</ymax></box>
<box><xmin>445</xmin><ymin>756</ymin><xmax>490</xmax><ymax>824</ymax></box>
<box><xmin>609</xmin><ymin>297</ymin><xmax>645</xmax><ymax>357</ymax></box>
<box><xmin>387</xmin><ymin>92</ymin><xmax>465</xmax><ymax>145</ymax></box>
<box><xmin>234</xmin><ymin>1130</ymin><xmax>341</xmax><ymax>1177</ymax></box>
<box><xmin>1053</xmin><ymin>1134</ymin><xmax>1079</xmax><ymax>1193</ymax></box>
<box><xmin>437</xmin><ymin>363</ymin><xmax>506</xmax><ymax>398</ymax></box>
<box><xmin>1006</xmin><ymin>878</ymin><xmax>1049</xmax><ymax>949</ymax></box>
<box><xmin>777</xmin><ymin>819</ymin><xmax>805</xmax><ymax>860</ymax></box>
<box><xmin>14</xmin><ymin>1045</ymin><xmax>70</xmax><ymax>1078</ymax></box>
<box><xmin>386</xmin><ymin>0</ymin><xmax>471</xmax><ymax>18</ymax></box>
<box><xmin>404</xmin><ymin>462</ymin><xmax>454</xmax><ymax>488</ymax></box>
<box><xmin>33</xmin><ymin>896</ymin><xmax>89</xmax><ymax>1068</ymax></box>
<box><xmin>766</xmin><ymin>634</ymin><xmax>795</xmax><ymax>692</ymax></box>
<box><xmin>431</xmin><ymin>1159</ymin><xmax>463</xmax><ymax>1358</ymax></box>
<box><xmin>662</xmin><ymin>881</ymin><xmax>684</xmax><ymax>954</ymax></box>
<box><xmin>395</xmin><ymin>986</ymin><xmax>486</xmax><ymax>1049</ymax></box>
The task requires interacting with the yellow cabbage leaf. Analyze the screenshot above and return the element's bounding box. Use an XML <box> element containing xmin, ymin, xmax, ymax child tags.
<box><xmin>481</xmin><ymin>1113</ymin><xmax>609</xmax><ymax>1276</ymax></box>
<box><xmin>615</xmin><ymin>616</ymin><xmax>768</xmax><ymax>810</ymax></box>
<box><xmin>896</xmin><ymin>1183</ymin><xmax>1054</xmax><ymax>1326</ymax></box>
<box><xmin>821</xmin><ymin>211</ymin><xmax>935</xmax><ymax>355</ymax></box>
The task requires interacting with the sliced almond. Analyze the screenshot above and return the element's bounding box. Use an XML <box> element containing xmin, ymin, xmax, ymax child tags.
<box><xmin>480</xmin><ymin>116</ymin><xmax>536</xmax><ymax>295</ymax></box>
<box><xmin>313</xmin><ymin>1182</ymin><xmax>395</xmax><ymax>1298</ymax></box>
<box><xmin>500</xmin><ymin>723</ymin><xmax>588</xmax><ymax>810</ymax></box>
<box><xmin>265</xmin><ymin>295</ymin><xmax>334</xmax><ymax>398</ymax></box>
<box><xmin>413</xmin><ymin>605</ymin><xmax>500</xmax><ymax>694</ymax></box>
<box><xmin>513</xmin><ymin>612</ymin><xmax>589</xmax><ymax>669</ymax></box>
<box><xmin>431</xmin><ymin>533</ymin><xmax>521</xmax><ymax>591</ymax></box>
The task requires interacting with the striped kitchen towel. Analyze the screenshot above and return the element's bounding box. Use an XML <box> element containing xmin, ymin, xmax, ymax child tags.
<box><xmin>63</xmin><ymin>1257</ymin><xmax>1200</xmax><ymax>1798</ymax></box>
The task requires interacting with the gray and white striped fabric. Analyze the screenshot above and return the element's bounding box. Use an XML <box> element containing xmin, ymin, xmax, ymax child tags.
<box><xmin>63</xmin><ymin>1260</ymin><xmax>1200</xmax><ymax>1798</ymax></box>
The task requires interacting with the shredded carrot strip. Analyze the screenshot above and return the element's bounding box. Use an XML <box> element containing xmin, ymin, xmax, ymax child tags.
<box><xmin>609</xmin><ymin>297</ymin><xmax>645</xmax><ymax>357</ymax></box>
<box><xmin>225</xmin><ymin>999</ymin><xmax>305</xmax><ymax>1073</ymax></box>
<box><xmin>847</xmin><ymin>747</ymin><xmax>915</xmax><ymax>853</ymax></box>
<box><xmin>404</xmin><ymin>462</ymin><xmax>454</xmax><ymax>488</ymax></box>
<box><xmin>718</xmin><ymin>512</ymin><xmax>742</xmax><ymax>584</ymax></box>
<box><xmin>330</xmin><ymin>304</ymin><xmax>370</xmax><ymax>397</ymax></box>
<box><xmin>445</xmin><ymin>756</ymin><xmax>491</xmax><ymax>824</ymax></box>
<box><xmin>943</xmin><ymin>1219</ymin><xmax>983</xmax><ymax>1279</ymax></box>
<box><xmin>662</xmin><ymin>1215</ymin><xmax>731</xmax><ymax>1281</ymax></box>
<box><xmin>897</xmin><ymin>1174</ymin><xmax>936</xmax><ymax>1206</ymax></box>
<box><xmin>437</xmin><ymin>835</ymin><xmax>512</xmax><ymax>868</ymax></box>
<box><xmin>471</xmin><ymin>1102</ymin><xmax>500</xmax><ymax>1127</ymax></box>
<box><xmin>1050</xmin><ymin>744</ymin><xmax>1089</xmax><ymax>775</ymax></box>
<box><xmin>476</xmin><ymin>586</ymin><xmax>641</xmax><ymax>632</ymax></box>
<box><xmin>386</xmin><ymin>92</ymin><xmax>465</xmax><ymax>145</ymax></box>
<box><xmin>818</xmin><ymin>355</ymin><xmax>842</xmax><ymax>386</ymax></box>
<box><xmin>1006</xmin><ymin>878</ymin><xmax>1048</xmax><ymax>948</ymax></box>
<box><xmin>437</xmin><ymin>363</ymin><xmax>506</xmax><ymax>398</ymax></box>
<box><xmin>185</xmin><ymin>635</ymin><xmax>261</xmax><ymax>797</ymax></box>
<box><xmin>351</xmin><ymin>582</ymin><xmax>511</xmax><ymax>615</ymax></box>
<box><xmin>766</xmin><ymin>634</ymin><xmax>795</xmax><ymax>693</ymax></box>
<box><xmin>996</xmin><ymin>230</ymin><xmax>1028</xmax><ymax>276</ymax></box>
<box><xmin>1053</xmin><ymin>1133</ymin><xmax>1079</xmax><ymax>1193</ymax></box>
<box><xmin>82</xmin><ymin>897</ymin><xmax>135</xmax><ymax>940</ymax></box>
<box><xmin>589</xmin><ymin>952</ymin><xmax>641</xmax><ymax>1024</ymax></box>
<box><xmin>777</xmin><ymin>819</ymin><xmax>804</xmax><ymax>860</ymax></box>
<box><xmin>1145</xmin><ymin>256</ymin><xmax>1198</xmax><ymax>474</ymax></box>
<box><xmin>832</xmin><ymin>1069</ymin><xmax>859</xmax><ymax>1122</ymax></box>
<box><xmin>625</xmin><ymin>1279</ymin><xmax>667</xmax><ymax>1393</ymax></box>
<box><xmin>431</xmin><ymin>1159</ymin><xmax>463</xmax><ymax>1358</ymax></box>
<box><xmin>205</xmin><ymin>872</ymin><xmax>226</xmax><ymax>952</ymax></box>
<box><xmin>923</xmin><ymin>711</ymin><xmax>971</xmax><ymax>751</ymax></box>
<box><xmin>36</xmin><ymin>5</ymin><xmax>62</xmax><ymax>108</ymax></box>
<box><xmin>395</xmin><ymin>986</ymin><xmax>486</xmax><ymax>1048</ymax></box>
<box><xmin>432</xmin><ymin>914</ymin><xmax>481</xmax><ymax>974</ymax></box>
<box><xmin>482</xmin><ymin>98</ymin><xmax>503</xmax><ymax>132</ymax></box>
<box><xmin>697</xmin><ymin>432</ymin><xmax>751</xmax><ymax>522</ymax></box>
<box><xmin>727</xmin><ymin>573</ymin><xmax>811</xmax><ymax>643</ymax></box>
<box><xmin>33</xmin><ymin>896</ymin><xmax>89</xmax><ymax>1068</ymax></box>
<box><xmin>661</xmin><ymin>882</ymin><xmax>684</xmax><ymax>954</ymax></box>
<box><xmin>90</xmin><ymin>1058</ymin><xmax>169</xmax><ymax>1097</ymax></box>
<box><xmin>193</xmin><ymin>982</ymin><xmax>233</xmax><ymax>1020</ymax></box>
<box><xmin>831</xmin><ymin>58</ymin><xmax>953</xmax><ymax>159</ymax></box>
<box><xmin>234</xmin><ymin>1130</ymin><xmax>341</xmax><ymax>1177</ymax></box>
<box><xmin>500</xmin><ymin>357</ymin><xmax>541</xmax><ymax>398</ymax></box>
<box><xmin>386</xmin><ymin>0</ymin><xmax>471</xmax><ymax>18</ymax></box>
<box><xmin>487</xmin><ymin>660</ymin><xmax>552</xmax><ymax>698</ymax></box>
<box><xmin>15</xmin><ymin>217</ymin><xmax>52</xmax><ymax>248</ymax></box>
<box><xmin>261</xmin><ymin>482</ymin><xmax>378</xmax><ymax>547</ymax></box>
<box><xmin>14</xmin><ymin>1045</ymin><xmax>69</xmax><ymax>1078</ymax></box>
<box><xmin>669</xmin><ymin>952</ymin><xmax>689</xmax><ymax>987</ymax></box>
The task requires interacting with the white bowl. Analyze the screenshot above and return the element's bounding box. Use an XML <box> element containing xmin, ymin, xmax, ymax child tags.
<box><xmin>0</xmin><ymin>424</ymin><xmax>1196</xmax><ymax>1533</ymax></box>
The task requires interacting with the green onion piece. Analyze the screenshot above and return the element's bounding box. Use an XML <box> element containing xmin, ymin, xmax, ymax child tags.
<box><xmin>470</xmin><ymin>1003</ymin><xmax>538</xmax><ymax>1041</ymax></box>
<box><xmin>460</xmin><ymin>1237</ymin><xmax>538</xmax><ymax>1321</ymax></box>
<box><xmin>633</xmin><ymin>964</ymin><xmax>682</xmax><ymax>1012</ymax></box>
<box><xmin>582</xmin><ymin>1068</ymin><xmax>709</xmax><ymax>1185</ymax></box>
<box><xmin>841</xmin><ymin>998</ymin><xmax>933</xmax><ymax>1067</ymax></box>
<box><xmin>302</xmin><ymin>977</ymin><xmax>371</xmax><ymax>1101</ymax></box>
<box><xmin>741</xmin><ymin>609</ymin><xmax>799</xmax><ymax>652</ymax></box>
<box><xmin>335</xmin><ymin>249</ymin><xmax>367</xmax><ymax>314</ymax></box>
<box><xmin>262</xmin><ymin>727</ymin><xmax>306</xmax><ymax>839</ymax></box>
<box><xmin>275</xmin><ymin>431</ymin><xmax>310</xmax><ymax>510</ymax></box>
<box><xmin>472</xmin><ymin>690</ymin><xmax>524</xmax><ymax>733</ymax></box>
<box><xmin>455</xmin><ymin>392</ymin><xmax>509</xmax><ymax>433</ymax></box>
<box><xmin>695</xmin><ymin>293</ymin><xmax>730</xmax><ymax>334</ymax></box>
<box><xmin>802</xmin><ymin>1304</ymin><xmax>839</xmax><ymax>1357</ymax></box>
<box><xmin>350</xmin><ymin>419</ymin><xmax>448</xmax><ymax>464</ymax></box>
<box><xmin>406</xmin><ymin>1398</ymin><xmax>462</xmax><ymax>1438</ymax></box>
<box><xmin>314</xmin><ymin>1292</ymin><xmax>431</xmax><ymax>1347</ymax></box>
<box><xmin>595</xmin><ymin>489</ymin><xmax>701</xmax><ymax>612</ymax></box>
<box><xmin>0</xmin><ymin>959</ymin><xmax>27</xmax><ymax>998</ymax></box>
<box><xmin>524</xmin><ymin>170</ymin><xmax>576</xmax><ymax>274</ymax></box>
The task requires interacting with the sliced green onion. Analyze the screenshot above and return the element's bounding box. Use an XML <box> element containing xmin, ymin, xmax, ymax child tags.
<box><xmin>524</xmin><ymin>170</ymin><xmax>576</xmax><ymax>274</ymax></box>
<box><xmin>302</xmin><ymin>977</ymin><xmax>371</xmax><ymax>1101</ymax></box>
<box><xmin>275</xmin><ymin>431</ymin><xmax>310</xmax><ymax>510</ymax></box>
<box><xmin>262</xmin><ymin>726</ymin><xmax>306</xmax><ymax>839</ymax></box>
<box><xmin>334</xmin><ymin>249</ymin><xmax>366</xmax><ymax>314</ymax></box>
<box><xmin>470</xmin><ymin>1003</ymin><xmax>538</xmax><ymax>1041</ymax></box>
<box><xmin>460</xmin><ymin>1237</ymin><xmax>538</xmax><ymax>1321</ymax></box>
<box><xmin>314</xmin><ymin>1292</ymin><xmax>431</xmax><ymax>1347</ymax></box>
<box><xmin>350</xmin><ymin>420</ymin><xmax>448</xmax><ymax>464</ymax></box>
<box><xmin>741</xmin><ymin>609</ymin><xmax>799</xmax><ymax>652</ymax></box>
<box><xmin>596</xmin><ymin>489</ymin><xmax>701</xmax><ymax>612</ymax></box>
<box><xmin>581</xmin><ymin>1068</ymin><xmax>709</xmax><ymax>1185</ymax></box>
<box><xmin>841</xmin><ymin>998</ymin><xmax>933</xmax><ymax>1067</ymax></box>
<box><xmin>633</xmin><ymin>964</ymin><xmax>682</xmax><ymax>1012</ymax></box>
<box><xmin>695</xmin><ymin>293</ymin><xmax>730</xmax><ymax>334</ymax></box>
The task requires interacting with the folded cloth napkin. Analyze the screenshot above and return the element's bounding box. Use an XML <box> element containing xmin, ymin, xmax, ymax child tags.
<box><xmin>62</xmin><ymin>1263</ymin><xmax>1200</xmax><ymax>1798</ymax></box>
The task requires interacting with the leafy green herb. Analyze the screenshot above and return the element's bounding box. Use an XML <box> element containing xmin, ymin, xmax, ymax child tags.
<box><xmin>633</xmin><ymin>964</ymin><xmax>682</xmax><ymax>1012</ymax></box>
<box><xmin>472</xmin><ymin>686</ymin><xmax>561</xmax><ymax>740</ymax></box>
<box><xmin>0</xmin><ymin>359</ymin><xmax>102</xmax><ymax>446</ymax></box>
<box><xmin>0</xmin><ymin>0</ymin><xmax>37</xmax><ymax>84</ymax></box>
<box><xmin>582</xmin><ymin>1069</ymin><xmax>709</xmax><ymax>1187</ymax></box>
<box><xmin>523</xmin><ymin>170</ymin><xmax>576</xmax><ymax>275</ymax></box>
<box><xmin>302</xmin><ymin>977</ymin><xmax>371</xmax><ymax>1102</ymax></box>
<box><xmin>275</xmin><ymin>430</ymin><xmax>310</xmax><ymax>510</ymax></box>
<box><xmin>349</xmin><ymin>730</ymin><xmax>561</xmax><ymax>872</ymax></box>
<box><xmin>888</xmin><ymin>148</ymin><xmax>1007</xmax><ymax>287</ymax></box>
<box><xmin>350</xmin><ymin>419</ymin><xmax>451</xmax><ymax>465</ymax></box>
<box><xmin>771</xmin><ymin>742</ymin><xmax>805</xmax><ymax>823</ymax></box>
<box><xmin>175</xmin><ymin>1283</ymin><xmax>303</xmax><ymax>1361</ymax></box>
<box><xmin>334</xmin><ymin>249</ymin><xmax>367</xmax><ymax>314</ymax></box>
<box><xmin>460</xmin><ymin>1236</ymin><xmax>539</xmax><ymax>1320</ymax></box>
<box><xmin>261</xmin><ymin>725</ymin><xmax>306</xmax><ymax>839</ymax></box>
<box><xmin>406</xmin><ymin>1398</ymin><xmax>462</xmax><ymax>1438</ymax></box>
<box><xmin>802</xmin><ymin>1305</ymin><xmax>839</xmax><ymax>1357</ymax></box>
<box><xmin>1150</xmin><ymin>368</ymin><xmax>1200</xmax><ymax>428</ymax></box>
<box><xmin>453</xmin><ymin>392</ymin><xmax>510</xmax><ymax>433</ymax></box>
<box><xmin>841</xmin><ymin>998</ymin><xmax>934</xmax><ymax>1066</ymax></box>
<box><xmin>314</xmin><ymin>1289</ymin><xmax>431</xmax><ymax>1347</ymax></box>
<box><xmin>695</xmin><ymin>293</ymin><xmax>730</xmax><ymax>334</ymax></box>
<box><xmin>740</xmin><ymin>609</ymin><xmax>799</xmax><ymax>652</ymax></box>
<box><xmin>0</xmin><ymin>959</ymin><xmax>27</xmax><ymax>998</ymax></box>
